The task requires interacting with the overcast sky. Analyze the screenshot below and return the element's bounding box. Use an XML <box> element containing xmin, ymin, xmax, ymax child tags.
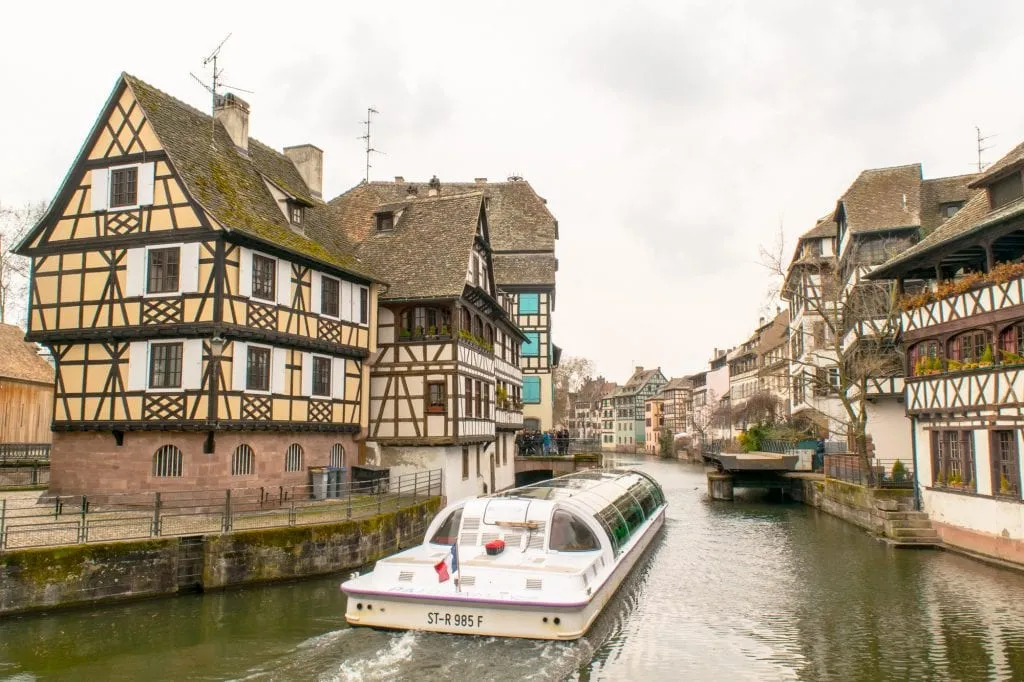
<box><xmin>3</xmin><ymin>1</ymin><xmax>1024</xmax><ymax>383</ymax></box>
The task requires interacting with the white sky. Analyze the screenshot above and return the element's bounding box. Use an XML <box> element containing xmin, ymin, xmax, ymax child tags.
<box><xmin>3</xmin><ymin>1</ymin><xmax>1024</xmax><ymax>383</ymax></box>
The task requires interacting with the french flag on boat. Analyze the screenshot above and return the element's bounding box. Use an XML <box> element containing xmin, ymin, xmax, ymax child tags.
<box><xmin>434</xmin><ymin>544</ymin><xmax>459</xmax><ymax>583</ymax></box>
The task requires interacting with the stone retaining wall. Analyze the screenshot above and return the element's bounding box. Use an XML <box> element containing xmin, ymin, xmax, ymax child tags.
<box><xmin>0</xmin><ymin>497</ymin><xmax>441</xmax><ymax>617</ymax></box>
<box><xmin>789</xmin><ymin>478</ymin><xmax>914</xmax><ymax>534</ymax></box>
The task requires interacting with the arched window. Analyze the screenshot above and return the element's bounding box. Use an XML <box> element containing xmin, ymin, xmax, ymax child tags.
<box><xmin>330</xmin><ymin>443</ymin><xmax>345</xmax><ymax>469</ymax></box>
<box><xmin>472</xmin><ymin>315</ymin><xmax>483</xmax><ymax>339</ymax></box>
<box><xmin>400</xmin><ymin>307</ymin><xmax>450</xmax><ymax>337</ymax></box>
<box><xmin>948</xmin><ymin>329</ymin><xmax>993</xmax><ymax>365</ymax></box>
<box><xmin>1000</xmin><ymin>322</ymin><xmax>1024</xmax><ymax>361</ymax></box>
<box><xmin>285</xmin><ymin>443</ymin><xmax>304</xmax><ymax>472</ymax></box>
<box><xmin>485</xmin><ymin>324</ymin><xmax>494</xmax><ymax>347</ymax></box>
<box><xmin>460</xmin><ymin>308</ymin><xmax>472</xmax><ymax>333</ymax></box>
<box><xmin>909</xmin><ymin>340</ymin><xmax>940</xmax><ymax>376</ymax></box>
<box><xmin>152</xmin><ymin>445</ymin><xmax>183</xmax><ymax>477</ymax></box>
<box><xmin>549</xmin><ymin>510</ymin><xmax>600</xmax><ymax>552</ymax></box>
<box><xmin>232</xmin><ymin>444</ymin><xmax>254</xmax><ymax>476</ymax></box>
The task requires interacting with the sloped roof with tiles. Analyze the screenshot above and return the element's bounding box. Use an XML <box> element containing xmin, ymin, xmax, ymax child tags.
<box><xmin>837</xmin><ymin>164</ymin><xmax>923</xmax><ymax>235</ymax></box>
<box><xmin>970</xmin><ymin>139</ymin><xmax>1024</xmax><ymax>187</ymax></box>
<box><xmin>919</xmin><ymin>174</ymin><xmax>980</xmax><ymax>236</ymax></box>
<box><xmin>353</xmin><ymin>192</ymin><xmax>486</xmax><ymax>301</ymax></box>
<box><xmin>120</xmin><ymin>75</ymin><xmax>380</xmax><ymax>282</ymax></box>
<box><xmin>492</xmin><ymin>253</ymin><xmax>557</xmax><ymax>286</ymax></box>
<box><xmin>0</xmin><ymin>324</ymin><xmax>53</xmax><ymax>385</ymax></box>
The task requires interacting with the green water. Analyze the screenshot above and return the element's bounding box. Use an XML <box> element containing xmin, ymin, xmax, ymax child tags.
<box><xmin>3</xmin><ymin>457</ymin><xmax>1024</xmax><ymax>681</ymax></box>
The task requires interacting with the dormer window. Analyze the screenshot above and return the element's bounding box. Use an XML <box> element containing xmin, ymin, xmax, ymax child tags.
<box><xmin>940</xmin><ymin>201</ymin><xmax>964</xmax><ymax>220</ymax></box>
<box><xmin>376</xmin><ymin>212</ymin><xmax>394</xmax><ymax>232</ymax></box>
<box><xmin>990</xmin><ymin>172</ymin><xmax>1024</xmax><ymax>210</ymax></box>
<box><xmin>290</xmin><ymin>204</ymin><xmax>304</xmax><ymax>225</ymax></box>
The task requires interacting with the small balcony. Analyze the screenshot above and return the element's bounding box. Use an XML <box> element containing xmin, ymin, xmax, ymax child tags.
<box><xmin>906</xmin><ymin>363</ymin><xmax>1024</xmax><ymax>414</ymax></box>
<box><xmin>901</xmin><ymin>266</ymin><xmax>1024</xmax><ymax>334</ymax></box>
<box><xmin>496</xmin><ymin>399</ymin><xmax>524</xmax><ymax>429</ymax></box>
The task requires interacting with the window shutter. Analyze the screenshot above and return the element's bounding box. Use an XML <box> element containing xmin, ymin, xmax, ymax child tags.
<box><xmin>359</xmin><ymin>286</ymin><xmax>369</xmax><ymax>324</ymax></box>
<box><xmin>125</xmin><ymin>247</ymin><xmax>146</xmax><ymax>297</ymax></box>
<box><xmin>272</xmin><ymin>347</ymin><xmax>287</xmax><ymax>394</ymax></box>
<box><xmin>232</xmin><ymin>341</ymin><xmax>247</xmax><ymax>390</ymax></box>
<box><xmin>238</xmin><ymin>248</ymin><xmax>252</xmax><ymax>297</ymax></box>
<box><xmin>182</xmin><ymin>339</ymin><xmax>203</xmax><ymax>389</ymax></box>
<box><xmin>128</xmin><ymin>341</ymin><xmax>148</xmax><ymax>391</ymax></box>
<box><xmin>138</xmin><ymin>162</ymin><xmax>156</xmax><ymax>205</ymax></box>
<box><xmin>301</xmin><ymin>352</ymin><xmax>313</xmax><ymax>396</ymax></box>
<box><xmin>277</xmin><ymin>261</ymin><xmax>292</xmax><ymax>306</ymax></box>
<box><xmin>311</xmin><ymin>271</ymin><xmax>322</xmax><ymax>315</ymax></box>
<box><xmin>342</xmin><ymin>281</ymin><xmax>354</xmax><ymax>322</ymax></box>
<box><xmin>332</xmin><ymin>358</ymin><xmax>345</xmax><ymax>399</ymax></box>
<box><xmin>91</xmin><ymin>168</ymin><xmax>109</xmax><ymax>212</ymax></box>
<box><xmin>179</xmin><ymin>242</ymin><xmax>200</xmax><ymax>292</ymax></box>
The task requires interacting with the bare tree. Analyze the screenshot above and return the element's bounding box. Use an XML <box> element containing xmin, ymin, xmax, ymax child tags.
<box><xmin>732</xmin><ymin>389</ymin><xmax>785</xmax><ymax>428</ymax></box>
<box><xmin>553</xmin><ymin>356</ymin><xmax>596</xmax><ymax>427</ymax></box>
<box><xmin>0</xmin><ymin>201</ymin><xmax>45</xmax><ymax>325</ymax></box>
<box><xmin>689</xmin><ymin>389</ymin><xmax>732</xmax><ymax>445</ymax></box>
<box><xmin>764</xmin><ymin>231</ymin><xmax>907</xmax><ymax>484</ymax></box>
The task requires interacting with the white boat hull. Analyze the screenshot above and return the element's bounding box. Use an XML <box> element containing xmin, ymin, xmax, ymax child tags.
<box><xmin>343</xmin><ymin>508</ymin><xmax>664</xmax><ymax>640</ymax></box>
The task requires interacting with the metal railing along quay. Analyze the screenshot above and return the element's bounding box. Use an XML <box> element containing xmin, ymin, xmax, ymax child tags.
<box><xmin>0</xmin><ymin>469</ymin><xmax>442</xmax><ymax>551</ymax></box>
<box><xmin>825</xmin><ymin>454</ymin><xmax>914</xmax><ymax>489</ymax></box>
<box><xmin>0</xmin><ymin>444</ymin><xmax>51</xmax><ymax>463</ymax></box>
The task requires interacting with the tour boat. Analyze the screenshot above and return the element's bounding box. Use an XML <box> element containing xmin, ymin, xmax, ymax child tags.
<box><xmin>341</xmin><ymin>468</ymin><xmax>667</xmax><ymax>640</ymax></box>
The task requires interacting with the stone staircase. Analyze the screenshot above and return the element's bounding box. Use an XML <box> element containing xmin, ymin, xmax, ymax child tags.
<box><xmin>880</xmin><ymin>510</ymin><xmax>941</xmax><ymax>547</ymax></box>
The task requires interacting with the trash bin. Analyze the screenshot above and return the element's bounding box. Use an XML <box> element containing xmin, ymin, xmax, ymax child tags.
<box><xmin>310</xmin><ymin>467</ymin><xmax>329</xmax><ymax>500</ymax></box>
<box><xmin>327</xmin><ymin>467</ymin><xmax>345</xmax><ymax>499</ymax></box>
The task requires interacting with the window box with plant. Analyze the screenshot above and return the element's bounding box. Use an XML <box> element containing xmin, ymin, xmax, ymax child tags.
<box><xmin>900</xmin><ymin>261</ymin><xmax>1024</xmax><ymax>312</ymax></box>
<box><xmin>458</xmin><ymin>328</ymin><xmax>494</xmax><ymax>353</ymax></box>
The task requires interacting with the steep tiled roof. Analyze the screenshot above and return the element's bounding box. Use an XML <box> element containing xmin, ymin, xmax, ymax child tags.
<box><xmin>756</xmin><ymin>310</ymin><xmax>790</xmax><ymax>354</ymax></box>
<box><xmin>802</xmin><ymin>212</ymin><xmax>837</xmax><ymax>239</ymax></box>
<box><xmin>970</xmin><ymin>139</ymin><xmax>1024</xmax><ymax>188</ymax></box>
<box><xmin>661</xmin><ymin>377</ymin><xmax>692</xmax><ymax>392</ymax></box>
<box><xmin>122</xmin><ymin>75</ymin><xmax>379</xmax><ymax>282</ymax></box>
<box><xmin>337</xmin><ymin>179</ymin><xmax>557</xmax><ymax>254</ymax></box>
<box><xmin>492</xmin><ymin>253</ymin><xmax>557</xmax><ymax>286</ymax></box>
<box><xmin>838</xmin><ymin>164</ymin><xmax>922</xmax><ymax>235</ymax></box>
<box><xmin>354</xmin><ymin>193</ymin><xmax>485</xmax><ymax>301</ymax></box>
<box><xmin>870</xmin><ymin>191</ymin><xmax>1021</xmax><ymax>278</ymax></box>
<box><xmin>623</xmin><ymin>367</ymin><xmax>663</xmax><ymax>391</ymax></box>
<box><xmin>920</xmin><ymin>174</ymin><xmax>980</xmax><ymax>236</ymax></box>
<box><xmin>0</xmin><ymin>324</ymin><xmax>53</xmax><ymax>385</ymax></box>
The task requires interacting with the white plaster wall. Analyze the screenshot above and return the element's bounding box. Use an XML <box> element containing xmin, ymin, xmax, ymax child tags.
<box><xmin>922</xmin><ymin>488</ymin><xmax>1024</xmax><ymax>540</ymax></box>
<box><xmin>864</xmin><ymin>398</ymin><xmax>912</xmax><ymax>464</ymax></box>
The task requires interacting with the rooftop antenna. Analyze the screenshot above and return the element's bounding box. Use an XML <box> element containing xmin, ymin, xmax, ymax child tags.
<box><xmin>189</xmin><ymin>33</ymin><xmax>254</xmax><ymax>148</ymax></box>
<box><xmin>976</xmin><ymin>126</ymin><xmax>996</xmax><ymax>173</ymax></box>
<box><xmin>358</xmin><ymin>106</ymin><xmax>383</xmax><ymax>183</ymax></box>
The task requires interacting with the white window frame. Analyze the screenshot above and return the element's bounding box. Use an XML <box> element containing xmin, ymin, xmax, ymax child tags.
<box><xmin>139</xmin><ymin>243</ymin><xmax>199</xmax><ymax>298</ymax></box>
<box><xmin>104</xmin><ymin>162</ymin><xmax>155</xmax><ymax>211</ymax></box>
<box><xmin>129</xmin><ymin>338</ymin><xmax>202</xmax><ymax>393</ymax></box>
<box><xmin>244</xmin><ymin>342</ymin><xmax>275</xmax><ymax>395</ymax></box>
<box><xmin>250</xmin><ymin>252</ymin><xmax>279</xmax><ymax>304</ymax></box>
<box><xmin>309</xmin><ymin>353</ymin><xmax>333</xmax><ymax>398</ymax></box>
<box><xmin>318</xmin><ymin>273</ymin><xmax>341</xmax><ymax>320</ymax></box>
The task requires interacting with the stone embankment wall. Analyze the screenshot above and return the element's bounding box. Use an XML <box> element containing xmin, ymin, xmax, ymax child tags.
<box><xmin>0</xmin><ymin>498</ymin><xmax>440</xmax><ymax>617</ymax></box>
<box><xmin>788</xmin><ymin>477</ymin><xmax>914</xmax><ymax>534</ymax></box>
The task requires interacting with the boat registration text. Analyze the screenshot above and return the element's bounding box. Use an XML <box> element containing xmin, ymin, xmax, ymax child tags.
<box><xmin>427</xmin><ymin>611</ymin><xmax>483</xmax><ymax>628</ymax></box>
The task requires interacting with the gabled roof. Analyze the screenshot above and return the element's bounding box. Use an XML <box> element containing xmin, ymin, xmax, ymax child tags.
<box><xmin>920</xmin><ymin>174</ymin><xmax>980</xmax><ymax>236</ymax></box>
<box><xmin>352</xmin><ymin>192</ymin><xmax>486</xmax><ymax>301</ymax></box>
<box><xmin>970</xmin><ymin>139</ymin><xmax>1024</xmax><ymax>188</ymax></box>
<box><xmin>836</xmin><ymin>164</ymin><xmax>923</xmax><ymax>235</ymax></box>
<box><xmin>661</xmin><ymin>377</ymin><xmax>692</xmax><ymax>392</ymax></box>
<box><xmin>0</xmin><ymin>324</ymin><xmax>53</xmax><ymax>385</ymax></box>
<box><xmin>622</xmin><ymin>367</ymin><xmax>665</xmax><ymax>392</ymax></box>
<box><xmin>756</xmin><ymin>310</ymin><xmax>790</xmax><ymax>354</ymax></box>
<box><xmin>802</xmin><ymin>213</ymin><xmax>838</xmax><ymax>239</ymax></box>
<box><xmin>338</xmin><ymin>179</ymin><xmax>557</xmax><ymax>255</ymax></box>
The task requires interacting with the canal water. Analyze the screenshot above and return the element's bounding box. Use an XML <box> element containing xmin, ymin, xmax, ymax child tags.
<box><xmin>3</xmin><ymin>457</ymin><xmax>1024</xmax><ymax>681</ymax></box>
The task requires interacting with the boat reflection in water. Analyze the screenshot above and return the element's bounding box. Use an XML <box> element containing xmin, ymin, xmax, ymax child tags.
<box><xmin>341</xmin><ymin>468</ymin><xmax>667</xmax><ymax>640</ymax></box>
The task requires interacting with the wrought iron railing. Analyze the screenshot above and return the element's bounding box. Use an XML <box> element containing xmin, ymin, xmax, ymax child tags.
<box><xmin>0</xmin><ymin>444</ymin><xmax>51</xmax><ymax>463</ymax></box>
<box><xmin>0</xmin><ymin>469</ymin><xmax>442</xmax><ymax>551</ymax></box>
<box><xmin>825</xmin><ymin>454</ymin><xmax>913</xmax><ymax>489</ymax></box>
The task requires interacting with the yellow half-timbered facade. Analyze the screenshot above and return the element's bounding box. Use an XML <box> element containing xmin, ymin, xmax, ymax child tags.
<box><xmin>333</xmin><ymin>181</ymin><xmax>528</xmax><ymax>500</ymax></box>
<box><xmin>17</xmin><ymin>74</ymin><xmax>383</xmax><ymax>494</ymax></box>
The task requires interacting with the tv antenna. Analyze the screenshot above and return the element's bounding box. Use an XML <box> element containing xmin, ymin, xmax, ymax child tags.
<box><xmin>976</xmin><ymin>126</ymin><xmax>996</xmax><ymax>173</ymax></box>
<box><xmin>189</xmin><ymin>33</ymin><xmax>254</xmax><ymax>147</ymax></box>
<box><xmin>358</xmin><ymin>106</ymin><xmax>384</xmax><ymax>182</ymax></box>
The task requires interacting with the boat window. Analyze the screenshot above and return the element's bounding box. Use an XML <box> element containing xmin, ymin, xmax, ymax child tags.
<box><xmin>597</xmin><ymin>504</ymin><xmax>629</xmax><ymax>552</ymax></box>
<box><xmin>630</xmin><ymin>482</ymin><xmax>658</xmax><ymax>517</ymax></box>
<box><xmin>549</xmin><ymin>510</ymin><xmax>601</xmax><ymax>552</ymax></box>
<box><xmin>430</xmin><ymin>507</ymin><xmax>463</xmax><ymax>545</ymax></box>
<box><xmin>614</xmin><ymin>494</ymin><xmax>645</xmax><ymax>535</ymax></box>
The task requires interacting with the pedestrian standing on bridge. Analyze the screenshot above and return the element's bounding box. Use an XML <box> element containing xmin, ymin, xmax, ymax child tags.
<box><xmin>543</xmin><ymin>431</ymin><xmax>552</xmax><ymax>456</ymax></box>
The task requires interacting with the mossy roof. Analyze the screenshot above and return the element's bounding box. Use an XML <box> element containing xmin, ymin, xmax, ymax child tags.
<box><xmin>124</xmin><ymin>74</ymin><xmax>381</xmax><ymax>283</ymax></box>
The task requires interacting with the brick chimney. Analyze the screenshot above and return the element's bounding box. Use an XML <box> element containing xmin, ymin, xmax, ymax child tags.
<box><xmin>283</xmin><ymin>145</ymin><xmax>323</xmax><ymax>199</ymax></box>
<box><xmin>214</xmin><ymin>93</ymin><xmax>249</xmax><ymax>153</ymax></box>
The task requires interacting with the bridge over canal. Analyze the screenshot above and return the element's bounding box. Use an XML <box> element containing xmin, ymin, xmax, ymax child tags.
<box><xmin>514</xmin><ymin>453</ymin><xmax>602</xmax><ymax>486</ymax></box>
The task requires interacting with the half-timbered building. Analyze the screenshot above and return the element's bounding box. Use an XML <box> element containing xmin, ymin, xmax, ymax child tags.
<box><xmin>331</xmin><ymin>181</ymin><xmax>527</xmax><ymax>501</ymax></box>
<box><xmin>336</xmin><ymin>177</ymin><xmax>560</xmax><ymax>431</ymax></box>
<box><xmin>16</xmin><ymin>74</ymin><xmax>383</xmax><ymax>494</ymax></box>
<box><xmin>870</xmin><ymin>140</ymin><xmax>1024</xmax><ymax>567</ymax></box>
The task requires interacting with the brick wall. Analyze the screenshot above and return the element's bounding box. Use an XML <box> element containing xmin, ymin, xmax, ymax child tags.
<box><xmin>50</xmin><ymin>431</ymin><xmax>358</xmax><ymax>495</ymax></box>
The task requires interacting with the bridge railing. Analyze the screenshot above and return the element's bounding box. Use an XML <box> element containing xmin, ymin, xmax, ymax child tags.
<box><xmin>0</xmin><ymin>444</ymin><xmax>51</xmax><ymax>464</ymax></box>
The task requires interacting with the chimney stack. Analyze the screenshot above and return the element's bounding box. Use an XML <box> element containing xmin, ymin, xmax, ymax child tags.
<box><xmin>635</xmin><ymin>365</ymin><xmax>643</xmax><ymax>374</ymax></box>
<box><xmin>474</xmin><ymin>177</ymin><xmax>487</xmax><ymax>184</ymax></box>
<box><xmin>214</xmin><ymin>93</ymin><xmax>250</xmax><ymax>154</ymax></box>
<box><xmin>394</xmin><ymin>176</ymin><xmax>404</xmax><ymax>184</ymax></box>
<box><xmin>428</xmin><ymin>175</ymin><xmax>441</xmax><ymax>197</ymax></box>
<box><xmin>283</xmin><ymin>145</ymin><xmax>323</xmax><ymax>199</ymax></box>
